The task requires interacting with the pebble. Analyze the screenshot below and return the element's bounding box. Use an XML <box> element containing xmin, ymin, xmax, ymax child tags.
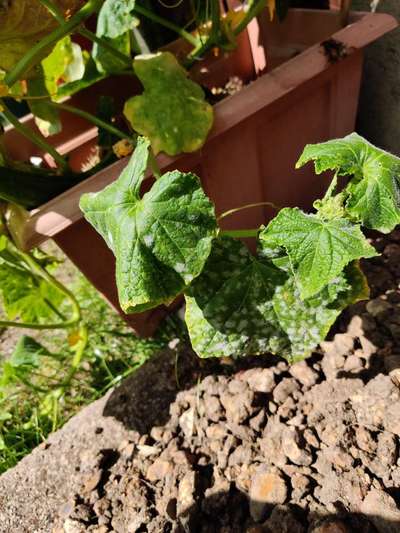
<box><xmin>289</xmin><ymin>361</ymin><xmax>318</xmax><ymax>388</ymax></box>
<box><xmin>249</xmin><ymin>466</ymin><xmax>288</xmax><ymax>522</ymax></box>
<box><xmin>282</xmin><ymin>427</ymin><xmax>313</xmax><ymax>466</ymax></box>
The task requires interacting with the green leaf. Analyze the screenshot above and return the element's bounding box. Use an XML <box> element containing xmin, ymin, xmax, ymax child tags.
<box><xmin>27</xmin><ymin>74</ymin><xmax>61</xmax><ymax>137</ymax></box>
<box><xmin>10</xmin><ymin>336</ymin><xmax>51</xmax><ymax>370</ymax></box>
<box><xmin>296</xmin><ymin>133</ymin><xmax>400</xmax><ymax>233</ymax></box>
<box><xmin>93</xmin><ymin>0</ymin><xmax>137</xmax><ymax>73</ymax></box>
<box><xmin>185</xmin><ymin>237</ymin><xmax>289</xmax><ymax>359</ymax></box>
<box><xmin>259</xmin><ymin>207</ymin><xmax>377</xmax><ymax>299</ymax></box>
<box><xmin>42</xmin><ymin>36</ymin><xmax>85</xmax><ymax>96</ymax></box>
<box><xmin>0</xmin><ymin>239</ymin><xmax>65</xmax><ymax>324</ymax></box>
<box><xmin>124</xmin><ymin>52</ymin><xmax>214</xmax><ymax>155</ymax></box>
<box><xmin>273</xmin><ymin>262</ymin><xmax>369</xmax><ymax>361</ymax></box>
<box><xmin>80</xmin><ymin>137</ymin><xmax>218</xmax><ymax>313</ymax></box>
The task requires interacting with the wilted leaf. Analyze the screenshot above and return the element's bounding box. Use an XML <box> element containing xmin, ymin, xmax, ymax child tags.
<box><xmin>259</xmin><ymin>207</ymin><xmax>377</xmax><ymax>299</ymax></box>
<box><xmin>297</xmin><ymin>133</ymin><xmax>400</xmax><ymax>233</ymax></box>
<box><xmin>80</xmin><ymin>137</ymin><xmax>217</xmax><ymax>313</ymax></box>
<box><xmin>124</xmin><ymin>52</ymin><xmax>214</xmax><ymax>155</ymax></box>
<box><xmin>185</xmin><ymin>237</ymin><xmax>289</xmax><ymax>358</ymax></box>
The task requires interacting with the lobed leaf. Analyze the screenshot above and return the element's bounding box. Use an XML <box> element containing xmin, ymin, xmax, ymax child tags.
<box><xmin>42</xmin><ymin>36</ymin><xmax>85</xmax><ymax>96</ymax></box>
<box><xmin>184</xmin><ymin>237</ymin><xmax>290</xmax><ymax>359</ymax></box>
<box><xmin>297</xmin><ymin>133</ymin><xmax>400</xmax><ymax>233</ymax></box>
<box><xmin>80</xmin><ymin>137</ymin><xmax>218</xmax><ymax>313</ymax></box>
<box><xmin>124</xmin><ymin>52</ymin><xmax>214</xmax><ymax>155</ymax></box>
<box><xmin>10</xmin><ymin>336</ymin><xmax>51</xmax><ymax>370</ymax></box>
<box><xmin>27</xmin><ymin>74</ymin><xmax>61</xmax><ymax>137</ymax></box>
<box><xmin>259</xmin><ymin>207</ymin><xmax>377</xmax><ymax>299</ymax></box>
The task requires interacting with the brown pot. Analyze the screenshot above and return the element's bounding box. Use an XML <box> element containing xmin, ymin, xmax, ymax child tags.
<box><xmin>3</xmin><ymin>8</ymin><xmax>397</xmax><ymax>336</ymax></box>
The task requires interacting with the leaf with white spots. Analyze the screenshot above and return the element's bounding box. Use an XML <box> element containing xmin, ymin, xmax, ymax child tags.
<box><xmin>259</xmin><ymin>207</ymin><xmax>377</xmax><ymax>299</ymax></box>
<box><xmin>273</xmin><ymin>261</ymin><xmax>369</xmax><ymax>361</ymax></box>
<box><xmin>80</xmin><ymin>137</ymin><xmax>217</xmax><ymax>313</ymax></box>
<box><xmin>185</xmin><ymin>237</ymin><xmax>290</xmax><ymax>358</ymax></box>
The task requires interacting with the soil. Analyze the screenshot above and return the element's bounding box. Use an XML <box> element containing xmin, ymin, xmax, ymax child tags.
<box><xmin>1</xmin><ymin>232</ymin><xmax>400</xmax><ymax>533</ymax></box>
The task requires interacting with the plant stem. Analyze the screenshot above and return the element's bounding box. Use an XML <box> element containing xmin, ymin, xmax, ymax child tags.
<box><xmin>4</xmin><ymin>0</ymin><xmax>103</xmax><ymax>87</ymax></box>
<box><xmin>186</xmin><ymin>0</ymin><xmax>220</xmax><ymax>66</ymax></box>
<box><xmin>49</xmin><ymin>101</ymin><xmax>129</xmax><ymax>141</ymax></box>
<box><xmin>218</xmin><ymin>201</ymin><xmax>281</xmax><ymax>221</ymax></box>
<box><xmin>38</xmin><ymin>0</ymin><xmax>132</xmax><ymax>68</ymax></box>
<box><xmin>0</xmin><ymin>99</ymin><xmax>68</xmax><ymax>170</ymax></box>
<box><xmin>133</xmin><ymin>5</ymin><xmax>198</xmax><ymax>47</ymax></box>
<box><xmin>233</xmin><ymin>0</ymin><xmax>266</xmax><ymax>36</ymax></box>
<box><xmin>220</xmin><ymin>229</ymin><xmax>259</xmax><ymax>238</ymax></box>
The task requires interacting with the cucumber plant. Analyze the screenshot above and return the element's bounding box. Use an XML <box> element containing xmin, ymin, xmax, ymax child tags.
<box><xmin>81</xmin><ymin>133</ymin><xmax>400</xmax><ymax>362</ymax></box>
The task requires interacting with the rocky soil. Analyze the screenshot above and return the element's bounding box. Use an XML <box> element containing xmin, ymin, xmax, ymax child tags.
<box><xmin>1</xmin><ymin>233</ymin><xmax>400</xmax><ymax>533</ymax></box>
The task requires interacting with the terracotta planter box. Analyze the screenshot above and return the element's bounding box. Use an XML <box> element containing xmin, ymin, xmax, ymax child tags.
<box><xmin>3</xmin><ymin>8</ymin><xmax>397</xmax><ymax>336</ymax></box>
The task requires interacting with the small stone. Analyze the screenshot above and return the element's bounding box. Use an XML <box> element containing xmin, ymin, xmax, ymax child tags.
<box><xmin>228</xmin><ymin>378</ymin><xmax>248</xmax><ymax>394</ymax></box>
<box><xmin>273</xmin><ymin>378</ymin><xmax>300</xmax><ymax>404</ymax></box>
<box><xmin>355</xmin><ymin>426</ymin><xmax>376</xmax><ymax>454</ymax></box>
<box><xmin>204</xmin><ymin>395</ymin><xmax>223</xmax><ymax>422</ymax></box>
<box><xmin>146</xmin><ymin>458</ymin><xmax>173</xmax><ymax>482</ymax></box>
<box><xmin>92</xmin><ymin>527</ymin><xmax>108</xmax><ymax>533</ymax></box>
<box><xmin>136</xmin><ymin>444</ymin><xmax>159</xmax><ymax>456</ymax></box>
<box><xmin>63</xmin><ymin>519</ymin><xmax>86</xmax><ymax>533</ymax></box>
<box><xmin>82</xmin><ymin>470</ymin><xmax>102</xmax><ymax>494</ymax></box>
<box><xmin>249</xmin><ymin>466</ymin><xmax>288</xmax><ymax>522</ymax></box>
<box><xmin>220</xmin><ymin>390</ymin><xmax>253</xmax><ymax>424</ymax></box>
<box><xmin>303</xmin><ymin>428</ymin><xmax>320</xmax><ymax>449</ymax></box>
<box><xmin>289</xmin><ymin>361</ymin><xmax>318</xmax><ymax>388</ymax></box>
<box><xmin>206</xmin><ymin>423</ymin><xmax>226</xmax><ymax>441</ymax></box>
<box><xmin>179</xmin><ymin>407</ymin><xmax>196</xmax><ymax>439</ymax></box>
<box><xmin>282</xmin><ymin>427</ymin><xmax>313</xmax><ymax>466</ymax></box>
<box><xmin>332</xmin><ymin>333</ymin><xmax>354</xmax><ymax>357</ymax></box>
<box><xmin>291</xmin><ymin>472</ymin><xmax>311</xmax><ymax>500</ymax></box>
<box><xmin>177</xmin><ymin>471</ymin><xmax>198</xmax><ymax>516</ymax></box>
<box><xmin>377</xmin><ymin>431</ymin><xmax>398</xmax><ymax>466</ymax></box>
<box><xmin>360</xmin><ymin>488</ymin><xmax>400</xmax><ymax>533</ymax></box>
<box><xmin>245</xmin><ymin>368</ymin><xmax>275</xmax><ymax>393</ymax></box>
<box><xmin>249</xmin><ymin>410</ymin><xmax>266</xmax><ymax>433</ymax></box>
<box><xmin>343</xmin><ymin>354</ymin><xmax>363</xmax><ymax>372</ymax></box>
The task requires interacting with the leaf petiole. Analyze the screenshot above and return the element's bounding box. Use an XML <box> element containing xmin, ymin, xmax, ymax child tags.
<box><xmin>220</xmin><ymin>229</ymin><xmax>259</xmax><ymax>238</ymax></box>
<box><xmin>218</xmin><ymin>201</ymin><xmax>281</xmax><ymax>221</ymax></box>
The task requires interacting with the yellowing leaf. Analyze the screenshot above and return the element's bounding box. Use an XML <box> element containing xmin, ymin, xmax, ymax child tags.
<box><xmin>124</xmin><ymin>52</ymin><xmax>214</xmax><ymax>156</ymax></box>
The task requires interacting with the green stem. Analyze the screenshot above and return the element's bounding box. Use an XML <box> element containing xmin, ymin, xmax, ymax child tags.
<box><xmin>49</xmin><ymin>101</ymin><xmax>129</xmax><ymax>141</ymax></box>
<box><xmin>186</xmin><ymin>0</ymin><xmax>220</xmax><ymax>66</ymax></box>
<box><xmin>0</xmin><ymin>99</ymin><xmax>68</xmax><ymax>170</ymax></box>
<box><xmin>233</xmin><ymin>0</ymin><xmax>266</xmax><ymax>36</ymax></box>
<box><xmin>220</xmin><ymin>229</ymin><xmax>259</xmax><ymax>238</ymax></box>
<box><xmin>4</xmin><ymin>0</ymin><xmax>103</xmax><ymax>87</ymax></box>
<box><xmin>133</xmin><ymin>5</ymin><xmax>199</xmax><ymax>47</ymax></box>
<box><xmin>218</xmin><ymin>201</ymin><xmax>281</xmax><ymax>221</ymax></box>
<box><xmin>38</xmin><ymin>0</ymin><xmax>132</xmax><ymax>68</ymax></box>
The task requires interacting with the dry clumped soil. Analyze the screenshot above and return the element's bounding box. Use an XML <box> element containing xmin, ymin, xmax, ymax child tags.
<box><xmin>1</xmin><ymin>232</ymin><xmax>400</xmax><ymax>533</ymax></box>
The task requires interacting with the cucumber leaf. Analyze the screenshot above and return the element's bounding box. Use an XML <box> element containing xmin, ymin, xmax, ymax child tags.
<box><xmin>296</xmin><ymin>133</ymin><xmax>400</xmax><ymax>233</ymax></box>
<box><xmin>273</xmin><ymin>262</ymin><xmax>369</xmax><ymax>361</ymax></box>
<box><xmin>184</xmin><ymin>237</ymin><xmax>290</xmax><ymax>359</ymax></box>
<box><xmin>259</xmin><ymin>207</ymin><xmax>377</xmax><ymax>299</ymax></box>
<box><xmin>10</xmin><ymin>336</ymin><xmax>51</xmax><ymax>370</ymax></box>
<box><xmin>93</xmin><ymin>0</ymin><xmax>137</xmax><ymax>73</ymax></box>
<box><xmin>80</xmin><ymin>137</ymin><xmax>217</xmax><ymax>313</ymax></box>
<box><xmin>0</xmin><ymin>256</ymin><xmax>65</xmax><ymax>325</ymax></box>
<box><xmin>124</xmin><ymin>52</ymin><xmax>214</xmax><ymax>155</ymax></box>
